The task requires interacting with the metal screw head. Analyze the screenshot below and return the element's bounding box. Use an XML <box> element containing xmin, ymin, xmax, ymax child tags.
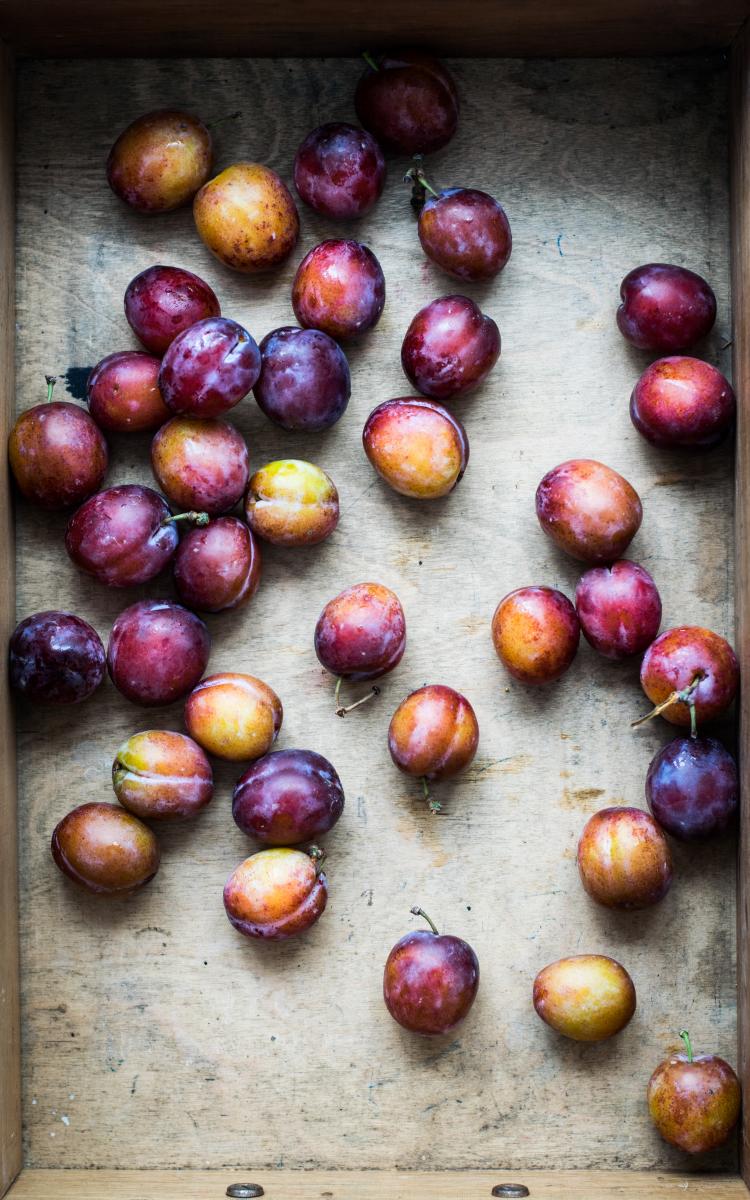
<box><xmin>226</xmin><ymin>1186</ymin><xmax>264</xmax><ymax>1199</ymax></box>
<box><xmin>492</xmin><ymin>1187</ymin><xmax>530</xmax><ymax>1199</ymax></box>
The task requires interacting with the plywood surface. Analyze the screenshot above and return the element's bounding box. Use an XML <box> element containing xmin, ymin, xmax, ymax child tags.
<box><xmin>14</xmin><ymin>57</ymin><xmax>736</xmax><ymax>1173</ymax></box>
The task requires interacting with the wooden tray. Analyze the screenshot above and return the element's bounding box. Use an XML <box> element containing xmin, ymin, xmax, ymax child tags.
<box><xmin>2</xmin><ymin>6</ymin><xmax>750</xmax><ymax>1199</ymax></box>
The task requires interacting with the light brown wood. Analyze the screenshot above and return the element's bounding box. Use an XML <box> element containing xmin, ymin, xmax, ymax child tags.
<box><xmin>13</xmin><ymin>56</ymin><xmax>738</xmax><ymax>1174</ymax></box>
<box><xmin>0</xmin><ymin>36</ymin><xmax>20</xmax><ymax>1200</ymax></box>
<box><xmin>0</xmin><ymin>0</ymin><xmax>747</xmax><ymax>57</ymax></box>
<box><xmin>6</xmin><ymin>1169</ymin><xmax>750</xmax><ymax>1198</ymax></box>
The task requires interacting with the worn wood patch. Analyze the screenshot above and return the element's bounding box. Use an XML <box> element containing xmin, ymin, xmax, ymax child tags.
<box><xmin>14</xmin><ymin>56</ymin><xmax>736</xmax><ymax>1172</ymax></box>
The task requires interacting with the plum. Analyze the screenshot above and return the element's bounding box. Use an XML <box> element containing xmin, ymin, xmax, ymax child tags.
<box><xmin>577</xmin><ymin>807</ymin><xmax>672</xmax><ymax>910</ymax></box>
<box><xmin>292</xmin><ymin>240</ymin><xmax>385</xmax><ymax>341</ymax></box>
<box><xmin>533</xmin><ymin>954</ymin><xmax>636</xmax><ymax>1042</ymax></box>
<box><xmin>388</xmin><ymin>685</ymin><xmax>478</xmax><ymax>812</ymax></box>
<box><xmin>244</xmin><ymin>459</ymin><xmax>339</xmax><ymax>546</ymax></box>
<box><xmin>646</xmin><ymin>737</ymin><xmax>738</xmax><ymax>841</ymax></box>
<box><xmin>575</xmin><ymin>560</ymin><xmax>661</xmax><ymax>660</ymax></box>
<box><xmin>232</xmin><ymin>748</ymin><xmax>344</xmax><ymax>845</ymax></box>
<box><xmin>617</xmin><ymin>264</ymin><xmax>716</xmax><ymax>352</ymax></box>
<box><xmin>107</xmin><ymin>109</ymin><xmax>211</xmax><ymax>213</ymax></box>
<box><xmin>401</xmin><ymin>295</ymin><xmax>500</xmax><ymax>400</ymax></box>
<box><xmin>648</xmin><ymin>1031</ymin><xmax>741</xmax><ymax>1153</ymax></box>
<box><xmin>174</xmin><ymin>516</ymin><xmax>260</xmax><ymax>613</ymax></box>
<box><xmin>124</xmin><ymin>264</ymin><xmax>220</xmax><ymax>355</ymax></box>
<box><xmin>158</xmin><ymin>317</ymin><xmax>260</xmax><ymax>418</ymax></box>
<box><xmin>52</xmin><ymin>802</ymin><xmax>160</xmax><ymax>896</ymax></box>
<box><xmin>417</xmin><ymin>184</ymin><xmax>511</xmax><ymax>282</ymax></box>
<box><xmin>254</xmin><ymin>326</ymin><xmax>350</xmax><ymax>432</ymax></box>
<box><xmin>638</xmin><ymin>626</ymin><xmax>739</xmax><ymax>728</ymax></box>
<box><xmin>536</xmin><ymin>459</ymin><xmax>643</xmax><ymax>564</ymax></box>
<box><xmin>491</xmin><ymin>586</ymin><xmax>579</xmax><ymax>685</ymax></box>
<box><xmin>294</xmin><ymin>122</ymin><xmax>386</xmax><ymax>219</ymax></box>
<box><xmin>224</xmin><ymin>846</ymin><xmax>327</xmax><ymax>940</ymax></box>
<box><xmin>9</xmin><ymin>611</ymin><xmax>105</xmax><ymax>704</ymax></box>
<box><xmin>363</xmin><ymin>397</ymin><xmax>468</xmax><ymax>499</ymax></box>
<box><xmin>194</xmin><ymin>162</ymin><xmax>299</xmax><ymax>273</ymax></box>
<box><xmin>108</xmin><ymin>599</ymin><xmax>210</xmax><ymax>707</ymax></box>
<box><xmin>355</xmin><ymin>53</ymin><xmax>458</xmax><ymax>155</ymax></box>
<box><xmin>9</xmin><ymin>377</ymin><xmax>108</xmax><ymax>510</ymax></box>
<box><xmin>86</xmin><ymin>351</ymin><xmax>169</xmax><ymax>433</ymax></box>
<box><xmin>113</xmin><ymin>730</ymin><xmax>213</xmax><ymax>820</ymax></box>
<box><xmin>630</xmin><ymin>356</ymin><xmax>735</xmax><ymax>449</ymax></box>
<box><xmin>184</xmin><ymin>672</ymin><xmax>282</xmax><ymax>761</ymax></box>
<box><xmin>314</xmin><ymin>583</ymin><xmax>406</xmax><ymax>704</ymax></box>
<box><xmin>151</xmin><ymin>416</ymin><xmax>249</xmax><ymax>516</ymax></box>
<box><xmin>383</xmin><ymin>907</ymin><xmax>479</xmax><ymax>1036</ymax></box>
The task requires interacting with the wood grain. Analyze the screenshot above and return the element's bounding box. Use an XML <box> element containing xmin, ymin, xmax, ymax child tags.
<box><xmin>6</xmin><ymin>1169</ymin><xmax>750</xmax><ymax>1198</ymax></box>
<box><xmin>14</xmin><ymin>57</ymin><xmax>737</xmax><ymax>1173</ymax></box>
<box><xmin>0</xmin><ymin>1</ymin><xmax>747</xmax><ymax>57</ymax></box>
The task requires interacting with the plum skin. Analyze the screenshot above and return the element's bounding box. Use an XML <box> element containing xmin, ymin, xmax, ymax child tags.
<box><xmin>418</xmin><ymin>188</ymin><xmax>512</xmax><ymax>282</ymax></box>
<box><xmin>536</xmin><ymin>459</ymin><xmax>642</xmax><ymax>564</ymax></box>
<box><xmin>10</xmin><ymin>611</ymin><xmax>105</xmax><ymax>704</ymax></box>
<box><xmin>630</xmin><ymin>356</ymin><xmax>735</xmax><ymax>449</ymax></box>
<box><xmin>314</xmin><ymin>582</ymin><xmax>406</xmax><ymax>682</ymax></box>
<box><xmin>124</xmin><ymin>264</ymin><xmax>221</xmax><ymax>355</ymax></box>
<box><xmin>87</xmin><ymin>351</ymin><xmax>169</xmax><ymax>433</ymax></box>
<box><xmin>617</xmin><ymin>263</ymin><xmax>716</xmax><ymax>353</ymax></box>
<box><xmin>254</xmin><ymin>326</ymin><xmax>350</xmax><ymax>433</ymax></box>
<box><xmin>151</xmin><ymin>416</ymin><xmax>249</xmax><ymax>516</ymax></box>
<box><xmin>388</xmin><ymin>685</ymin><xmax>478</xmax><ymax>780</ymax></box>
<box><xmin>293</xmin><ymin>122</ymin><xmax>386</xmax><ymax>220</ymax></box>
<box><xmin>107</xmin><ymin>109</ymin><xmax>212</xmax><ymax>214</ymax></box>
<box><xmin>575</xmin><ymin>560</ymin><xmax>661</xmax><ymax>660</ymax></box>
<box><xmin>577</xmin><ymin>807</ymin><xmax>673</xmax><ymax>910</ymax></box>
<box><xmin>113</xmin><ymin>730</ymin><xmax>213</xmax><ymax>820</ymax></box>
<box><xmin>383</xmin><ymin>926</ymin><xmax>479</xmax><ymax>1036</ymax></box>
<box><xmin>491</xmin><ymin>586</ymin><xmax>580</xmax><ymax>685</ymax></box>
<box><xmin>292</xmin><ymin>240</ymin><xmax>385</xmax><ymax>341</ymax></box>
<box><xmin>640</xmin><ymin>626</ymin><xmax>739</xmax><ymax>726</ymax></box>
<box><xmin>401</xmin><ymin>295</ymin><xmax>500</xmax><ymax>400</ymax></box>
<box><xmin>184</xmin><ymin>673</ymin><xmax>282</xmax><ymax>762</ymax></box>
<box><xmin>244</xmin><ymin>460</ymin><xmax>339</xmax><ymax>547</ymax></box>
<box><xmin>646</xmin><ymin>737</ymin><xmax>738</xmax><ymax>841</ymax></box>
<box><xmin>107</xmin><ymin>599</ymin><xmax>211</xmax><ymax>707</ymax></box>
<box><xmin>363</xmin><ymin>398</ymin><xmax>469</xmax><ymax>500</ymax></box>
<box><xmin>9</xmin><ymin>399</ymin><xmax>108</xmax><ymax>510</ymax></box>
<box><xmin>355</xmin><ymin>53</ymin><xmax>458</xmax><ymax>156</ymax></box>
<box><xmin>194</xmin><ymin>162</ymin><xmax>299</xmax><ymax>273</ymax></box>
<box><xmin>174</xmin><ymin>517</ymin><xmax>261</xmax><ymax>614</ymax></box>
<box><xmin>648</xmin><ymin>1048</ymin><xmax>741</xmax><ymax>1153</ymax></box>
<box><xmin>233</xmin><ymin>748</ymin><xmax>344</xmax><ymax>845</ymax></box>
<box><xmin>52</xmin><ymin>802</ymin><xmax>160</xmax><ymax>896</ymax></box>
<box><xmin>158</xmin><ymin>317</ymin><xmax>261</xmax><ymax>419</ymax></box>
<box><xmin>65</xmin><ymin>484</ymin><xmax>182</xmax><ymax>588</ymax></box>
<box><xmin>224</xmin><ymin>847</ymin><xmax>327</xmax><ymax>940</ymax></box>
<box><xmin>533</xmin><ymin>954</ymin><xmax>636</xmax><ymax>1042</ymax></box>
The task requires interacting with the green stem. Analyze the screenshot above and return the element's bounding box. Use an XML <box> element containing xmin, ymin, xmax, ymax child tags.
<box><xmin>421</xmin><ymin>776</ymin><xmax>442</xmax><ymax>814</ymax></box>
<box><xmin>410</xmin><ymin>906</ymin><xmax>439</xmax><ymax>936</ymax></box>
<box><xmin>161</xmin><ymin>511</ymin><xmax>210</xmax><ymax>529</ymax></box>
<box><xmin>689</xmin><ymin>699</ymin><xmax>698</xmax><ymax>740</ymax></box>
<box><xmin>679</xmin><ymin>1029</ymin><xmax>694</xmax><ymax>1062</ymax></box>
<box><xmin>308</xmin><ymin>844</ymin><xmax>326</xmax><ymax>873</ymax></box>
<box><xmin>362</xmin><ymin>51</ymin><xmax>380</xmax><ymax>71</ymax></box>
<box><xmin>45</xmin><ymin>375</ymin><xmax>56</xmax><ymax>402</ymax></box>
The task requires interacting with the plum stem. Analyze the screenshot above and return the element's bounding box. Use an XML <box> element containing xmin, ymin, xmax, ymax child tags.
<box><xmin>679</xmin><ymin>1029</ymin><xmax>694</xmax><ymax>1062</ymax></box>
<box><xmin>335</xmin><ymin>682</ymin><xmax>380</xmax><ymax>717</ymax></box>
<box><xmin>362</xmin><ymin>51</ymin><xmax>380</xmax><ymax>71</ymax></box>
<box><xmin>689</xmin><ymin>700</ymin><xmax>698</xmax><ymax>740</ymax></box>
<box><xmin>422</xmin><ymin>775</ymin><xmax>442</xmax><ymax>814</ymax></box>
<box><xmin>410</xmin><ymin>906</ymin><xmax>439</xmax><ymax>936</ymax></box>
<box><xmin>45</xmin><ymin>375</ymin><xmax>57</xmax><ymax>402</ymax></box>
<box><xmin>307</xmin><ymin>844</ymin><xmax>326</xmax><ymax>874</ymax></box>
<box><xmin>631</xmin><ymin>673</ymin><xmax>705</xmax><ymax>730</ymax></box>
<box><xmin>404</xmin><ymin>162</ymin><xmax>439</xmax><ymax>213</ymax></box>
<box><xmin>161</xmin><ymin>511</ymin><xmax>210</xmax><ymax>529</ymax></box>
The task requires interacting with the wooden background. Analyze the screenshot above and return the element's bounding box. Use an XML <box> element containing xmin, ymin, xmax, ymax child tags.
<box><xmin>14</xmin><ymin>55</ymin><xmax>737</xmax><ymax>1172</ymax></box>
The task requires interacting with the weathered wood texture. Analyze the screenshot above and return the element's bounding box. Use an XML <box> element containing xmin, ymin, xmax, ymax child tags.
<box><xmin>14</xmin><ymin>57</ymin><xmax>736</xmax><ymax>1172</ymax></box>
<box><xmin>0</xmin><ymin>1</ymin><xmax>747</xmax><ymax>57</ymax></box>
<box><xmin>6</xmin><ymin>1168</ymin><xmax>750</xmax><ymax>1199</ymax></box>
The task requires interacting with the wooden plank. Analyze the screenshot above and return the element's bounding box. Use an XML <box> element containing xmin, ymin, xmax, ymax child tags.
<box><xmin>14</xmin><ymin>56</ymin><xmax>737</xmax><ymax>1173</ymax></box>
<box><xmin>6</xmin><ymin>1169</ymin><xmax>750</xmax><ymax>1199</ymax></box>
<box><xmin>0</xmin><ymin>0</ymin><xmax>747</xmax><ymax>57</ymax></box>
<box><xmin>0</xmin><ymin>38</ymin><xmax>19</xmax><ymax>1200</ymax></box>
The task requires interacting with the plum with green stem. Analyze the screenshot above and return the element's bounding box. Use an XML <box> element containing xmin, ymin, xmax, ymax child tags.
<box><xmin>9</xmin><ymin>376</ymin><xmax>108</xmax><ymax>510</ymax></box>
<box><xmin>355</xmin><ymin>52</ymin><xmax>458</xmax><ymax>156</ymax></box>
<box><xmin>383</xmin><ymin>906</ymin><xmax>479</xmax><ymax>1035</ymax></box>
<box><xmin>408</xmin><ymin>166</ymin><xmax>511</xmax><ymax>282</ymax></box>
<box><xmin>648</xmin><ymin>1030</ymin><xmax>741</xmax><ymax>1153</ymax></box>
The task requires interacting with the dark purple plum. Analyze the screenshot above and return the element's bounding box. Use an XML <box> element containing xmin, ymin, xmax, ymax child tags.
<box><xmin>418</xmin><ymin>186</ymin><xmax>511</xmax><ymax>282</ymax></box>
<box><xmin>292</xmin><ymin>240</ymin><xmax>385</xmax><ymax>341</ymax></box>
<box><xmin>355</xmin><ymin>53</ymin><xmax>458</xmax><ymax>156</ymax></box>
<box><xmin>646</xmin><ymin>737</ymin><xmax>738</xmax><ymax>841</ymax></box>
<box><xmin>124</xmin><ymin>264</ymin><xmax>221</xmax><ymax>355</ymax></box>
<box><xmin>107</xmin><ymin>599</ymin><xmax>210</xmax><ymax>706</ymax></box>
<box><xmin>253</xmin><ymin>326</ymin><xmax>350</xmax><ymax>432</ymax></box>
<box><xmin>315</xmin><ymin>582</ymin><xmax>406</xmax><ymax>683</ymax></box>
<box><xmin>174</xmin><ymin>516</ymin><xmax>261</xmax><ymax>613</ymax></box>
<box><xmin>401</xmin><ymin>295</ymin><xmax>500</xmax><ymax>399</ymax></box>
<box><xmin>617</xmin><ymin>264</ymin><xmax>716</xmax><ymax>353</ymax></box>
<box><xmin>294</xmin><ymin>122</ymin><xmax>386</xmax><ymax>220</ymax></box>
<box><xmin>9</xmin><ymin>611</ymin><xmax>105</xmax><ymax>704</ymax></box>
<box><xmin>158</xmin><ymin>317</ymin><xmax>261</xmax><ymax>418</ymax></box>
<box><xmin>233</xmin><ymin>748</ymin><xmax>344</xmax><ymax>845</ymax></box>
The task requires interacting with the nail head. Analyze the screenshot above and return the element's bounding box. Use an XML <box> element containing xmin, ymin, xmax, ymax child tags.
<box><xmin>226</xmin><ymin>1186</ymin><xmax>264</xmax><ymax>1198</ymax></box>
<box><xmin>492</xmin><ymin>1187</ymin><xmax>529</xmax><ymax>1199</ymax></box>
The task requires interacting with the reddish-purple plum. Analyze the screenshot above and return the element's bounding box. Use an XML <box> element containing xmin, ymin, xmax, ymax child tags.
<box><xmin>9</xmin><ymin>377</ymin><xmax>108</xmax><ymax>510</ymax></box>
<box><xmin>107</xmin><ymin>110</ymin><xmax>211</xmax><ymax>213</ymax></box>
<box><xmin>646</xmin><ymin>737</ymin><xmax>738</xmax><ymax>840</ymax></box>
<box><xmin>158</xmin><ymin>317</ymin><xmax>261</xmax><ymax>418</ymax></box>
<box><xmin>315</xmin><ymin>582</ymin><xmax>406</xmax><ymax>684</ymax></box>
<box><xmin>418</xmin><ymin>186</ymin><xmax>511</xmax><ymax>282</ymax></box>
<box><xmin>87</xmin><ymin>351</ymin><xmax>169</xmax><ymax>433</ymax></box>
<box><xmin>9</xmin><ymin>611</ymin><xmax>105</xmax><ymax>704</ymax></box>
<box><xmin>639</xmin><ymin>626</ymin><xmax>739</xmax><ymax>727</ymax></box>
<box><xmin>254</xmin><ymin>326</ymin><xmax>350</xmax><ymax>432</ymax></box>
<box><xmin>233</xmin><ymin>748</ymin><xmax>344</xmax><ymax>845</ymax></box>
<box><xmin>401</xmin><ymin>295</ymin><xmax>500</xmax><ymax>399</ymax></box>
<box><xmin>151</xmin><ymin>416</ymin><xmax>249</xmax><ymax>516</ymax></box>
<box><xmin>536</xmin><ymin>459</ymin><xmax>643</xmax><ymax>564</ymax></box>
<box><xmin>294</xmin><ymin>122</ymin><xmax>386</xmax><ymax>220</ymax></box>
<box><xmin>124</xmin><ymin>264</ymin><xmax>221</xmax><ymax>355</ymax></box>
<box><xmin>617</xmin><ymin>264</ymin><xmax>716</xmax><ymax>352</ymax></box>
<box><xmin>292</xmin><ymin>240</ymin><xmax>385</xmax><ymax>341</ymax></box>
<box><xmin>52</xmin><ymin>802</ymin><xmax>160</xmax><ymax>896</ymax></box>
<box><xmin>107</xmin><ymin>599</ymin><xmax>210</xmax><ymax>706</ymax></box>
<box><xmin>174</xmin><ymin>516</ymin><xmax>261</xmax><ymax>613</ymax></box>
<box><xmin>355</xmin><ymin>53</ymin><xmax>458</xmax><ymax>156</ymax></box>
<box><xmin>383</xmin><ymin>907</ymin><xmax>479</xmax><ymax>1036</ymax></box>
<box><xmin>630</xmin><ymin>356</ymin><xmax>735</xmax><ymax>448</ymax></box>
<box><xmin>575</xmin><ymin>560</ymin><xmax>661</xmax><ymax>660</ymax></box>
